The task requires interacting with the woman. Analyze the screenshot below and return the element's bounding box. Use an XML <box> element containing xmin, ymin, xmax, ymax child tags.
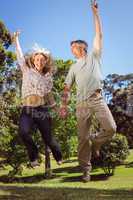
<box><xmin>12</xmin><ymin>31</ymin><xmax>62</xmax><ymax>167</ymax></box>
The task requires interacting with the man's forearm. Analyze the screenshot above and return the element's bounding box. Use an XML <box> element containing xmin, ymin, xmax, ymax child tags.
<box><xmin>93</xmin><ymin>12</ymin><xmax>102</xmax><ymax>39</ymax></box>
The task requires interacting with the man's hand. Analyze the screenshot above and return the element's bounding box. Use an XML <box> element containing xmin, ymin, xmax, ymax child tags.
<box><xmin>12</xmin><ymin>30</ymin><xmax>21</xmax><ymax>44</ymax></box>
<box><xmin>91</xmin><ymin>0</ymin><xmax>98</xmax><ymax>15</ymax></box>
<box><xmin>59</xmin><ymin>105</ymin><xmax>68</xmax><ymax>119</ymax></box>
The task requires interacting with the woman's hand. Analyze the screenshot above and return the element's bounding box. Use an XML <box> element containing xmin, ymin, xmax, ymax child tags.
<box><xmin>12</xmin><ymin>30</ymin><xmax>21</xmax><ymax>44</ymax></box>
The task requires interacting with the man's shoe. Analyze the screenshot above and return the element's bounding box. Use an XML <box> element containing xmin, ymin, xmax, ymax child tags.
<box><xmin>31</xmin><ymin>160</ymin><xmax>40</xmax><ymax>168</ymax></box>
<box><xmin>82</xmin><ymin>171</ymin><xmax>91</xmax><ymax>182</ymax></box>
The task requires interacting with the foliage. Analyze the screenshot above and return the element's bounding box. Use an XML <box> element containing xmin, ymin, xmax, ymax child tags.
<box><xmin>104</xmin><ymin>74</ymin><xmax>133</xmax><ymax>148</ymax></box>
<box><xmin>92</xmin><ymin>134</ymin><xmax>129</xmax><ymax>175</ymax></box>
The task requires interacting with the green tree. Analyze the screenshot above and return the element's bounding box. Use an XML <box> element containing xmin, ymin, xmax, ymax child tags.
<box><xmin>52</xmin><ymin>59</ymin><xmax>77</xmax><ymax>158</ymax></box>
<box><xmin>104</xmin><ymin>74</ymin><xmax>133</xmax><ymax>148</ymax></box>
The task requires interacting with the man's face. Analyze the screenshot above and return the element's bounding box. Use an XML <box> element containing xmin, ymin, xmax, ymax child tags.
<box><xmin>71</xmin><ymin>43</ymin><xmax>87</xmax><ymax>58</ymax></box>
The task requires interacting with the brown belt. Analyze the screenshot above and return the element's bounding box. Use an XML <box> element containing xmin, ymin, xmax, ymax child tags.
<box><xmin>22</xmin><ymin>95</ymin><xmax>46</xmax><ymax>107</ymax></box>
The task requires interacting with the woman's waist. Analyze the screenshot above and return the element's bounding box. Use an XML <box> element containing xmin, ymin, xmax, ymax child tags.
<box><xmin>22</xmin><ymin>95</ymin><xmax>47</xmax><ymax>107</ymax></box>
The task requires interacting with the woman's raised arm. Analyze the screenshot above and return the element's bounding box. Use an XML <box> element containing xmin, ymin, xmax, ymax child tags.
<box><xmin>12</xmin><ymin>31</ymin><xmax>28</xmax><ymax>72</ymax></box>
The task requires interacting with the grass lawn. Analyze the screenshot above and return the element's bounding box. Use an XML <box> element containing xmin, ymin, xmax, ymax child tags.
<box><xmin>0</xmin><ymin>151</ymin><xmax>133</xmax><ymax>200</ymax></box>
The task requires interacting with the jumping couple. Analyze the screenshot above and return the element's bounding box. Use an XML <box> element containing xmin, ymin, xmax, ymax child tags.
<box><xmin>12</xmin><ymin>1</ymin><xmax>116</xmax><ymax>182</ymax></box>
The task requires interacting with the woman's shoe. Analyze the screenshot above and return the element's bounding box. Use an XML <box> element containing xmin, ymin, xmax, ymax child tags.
<box><xmin>31</xmin><ymin>160</ymin><xmax>40</xmax><ymax>168</ymax></box>
<box><xmin>57</xmin><ymin>160</ymin><xmax>63</xmax><ymax>165</ymax></box>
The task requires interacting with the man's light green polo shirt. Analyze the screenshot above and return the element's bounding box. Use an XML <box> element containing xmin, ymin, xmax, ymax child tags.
<box><xmin>65</xmin><ymin>49</ymin><xmax>103</xmax><ymax>104</ymax></box>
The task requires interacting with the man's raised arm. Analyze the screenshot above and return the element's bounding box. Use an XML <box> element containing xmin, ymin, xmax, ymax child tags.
<box><xmin>91</xmin><ymin>1</ymin><xmax>103</xmax><ymax>55</ymax></box>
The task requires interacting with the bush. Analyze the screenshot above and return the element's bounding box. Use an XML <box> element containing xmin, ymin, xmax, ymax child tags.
<box><xmin>92</xmin><ymin>134</ymin><xmax>129</xmax><ymax>175</ymax></box>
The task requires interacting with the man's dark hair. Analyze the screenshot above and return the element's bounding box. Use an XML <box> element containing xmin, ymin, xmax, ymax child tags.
<box><xmin>70</xmin><ymin>40</ymin><xmax>88</xmax><ymax>52</ymax></box>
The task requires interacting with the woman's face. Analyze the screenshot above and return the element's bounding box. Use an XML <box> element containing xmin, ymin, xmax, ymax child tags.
<box><xmin>33</xmin><ymin>53</ymin><xmax>47</xmax><ymax>72</ymax></box>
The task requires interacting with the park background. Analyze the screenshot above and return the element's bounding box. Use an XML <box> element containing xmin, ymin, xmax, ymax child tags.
<box><xmin>0</xmin><ymin>0</ymin><xmax>133</xmax><ymax>200</ymax></box>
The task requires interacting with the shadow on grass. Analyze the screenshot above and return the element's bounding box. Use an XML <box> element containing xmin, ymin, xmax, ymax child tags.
<box><xmin>0</xmin><ymin>173</ymin><xmax>61</xmax><ymax>184</ymax></box>
<box><xmin>0</xmin><ymin>185</ymin><xmax>133</xmax><ymax>200</ymax></box>
<box><xmin>63</xmin><ymin>159</ymin><xmax>78</xmax><ymax>164</ymax></box>
<box><xmin>62</xmin><ymin>173</ymin><xmax>110</xmax><ymax>183</ymax></box>
<box><xmin>53</xmin><ymin>165</ymin><xmax>81</xmax><ymax>173</ymax></box>
<box><xmin>125</xmin><ymin>162</ymin><xmax>133</xmax><ymax>168</ymax></box>
<box><xmin>0</xmin><ymin>165</ymin><xmax>109</xmax><ymax>184</ymax></box>
<box><xmin>0</xmin><ymin>173</ymin><xmax>110</xmax><ymax>184</ymax></box>
<box><xmin>53</xmin><ymin>165</ymin><xmax>100</xmax><ymax>174</ymax></box>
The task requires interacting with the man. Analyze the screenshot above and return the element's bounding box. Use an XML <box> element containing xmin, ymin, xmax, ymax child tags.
<box><xmin>60</xmin><ymin>1</ymin><xmax>117</xmax><ymax>182</ymax></box>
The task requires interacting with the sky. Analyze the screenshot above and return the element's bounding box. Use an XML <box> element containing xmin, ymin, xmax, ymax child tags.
<box><xmin>0</xmin><ymin>0</ymin><xmax>133</xmax><ymax>77</ymax></box>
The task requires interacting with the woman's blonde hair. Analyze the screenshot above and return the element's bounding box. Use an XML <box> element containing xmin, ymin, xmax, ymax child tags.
<box><xmin>24</xmin><ymin>52</ymin><xmax>56</xmax><ymax>75</ymax></box>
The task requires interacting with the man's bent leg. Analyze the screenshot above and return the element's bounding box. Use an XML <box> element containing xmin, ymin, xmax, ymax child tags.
<box><xmin>91</xmin><ymin>96</ymin><xmax>117</xmax><ymax>151</ymax></box>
